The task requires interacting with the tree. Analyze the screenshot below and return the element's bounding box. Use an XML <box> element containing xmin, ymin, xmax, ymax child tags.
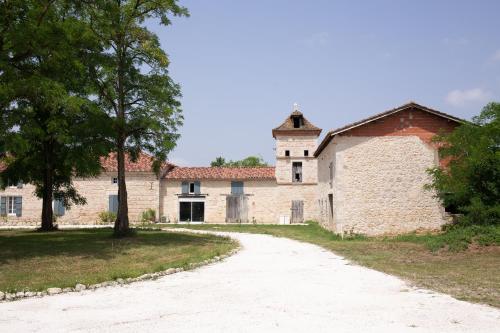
<box><xmin>83</xmin><ymin>1</ymin><xmax>188</xmax><ymax>236</ymax></box>
<box><xmin>210</xmin><ymin>156</ymin><xmax>226</xmax><ymax>167</ymax></box>
<box><xmin>0</xmin><ymin>1</ymin><xmax>111</xmax><ymax>231</ymax></box>
<box><xmin>427</xmin><ymin>102</ymin><xmax>500</xmax><ymax>225</ymax></box>
<box><xmin>210</xmin><ymin>156</ymin><xmax>269</xmax><ymax>167</ymax></box>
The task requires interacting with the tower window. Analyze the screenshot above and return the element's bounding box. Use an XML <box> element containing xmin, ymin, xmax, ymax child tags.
<box><xmin>293</xmin><ymin>117</ymin><xmax>302</xmax><ymax>128</ymax></box>
<box><xmin>304</xmin><ymin>150</ymin><xmax>309</xmax><ymax>157</ymax></box>
<box><xmin>285</xmin><ymin>150</ymin><xmax>290</xmax><ymax>157</ymax></box>
<box><xmin>292</xmin><ymin>162</ymin><xmax>302</xmax><ymax>183</ymax></box>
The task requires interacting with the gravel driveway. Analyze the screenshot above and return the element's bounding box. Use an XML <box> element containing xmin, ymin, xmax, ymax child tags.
<box><xmin>1</xmin><ymin>232</ymin><xmax>499</xmax><ymax>333</ymax></box>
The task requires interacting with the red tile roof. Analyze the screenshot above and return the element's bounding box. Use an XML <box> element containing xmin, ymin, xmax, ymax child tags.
<box><xmin>164</xmin><ymin>166</ymin><xmax>276</xmax><ymax>180</ymax></box>
<box><xmin>100</xmin><ymin>152</ymin><xmax>175</xmax><ymax>173</ymax></box>
<box><xmin>314</xmin><ymin>102</ymin><xmax>466</xmax><ymax>157</ymax></box>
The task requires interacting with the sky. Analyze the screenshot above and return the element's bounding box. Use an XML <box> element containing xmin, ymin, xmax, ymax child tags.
<box><xmin>148</xmin><ymin>0</ymin><xmax>500</xmax><ymax>166</ymax></box>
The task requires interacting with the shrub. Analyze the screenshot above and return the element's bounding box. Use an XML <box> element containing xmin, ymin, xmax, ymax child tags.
<box><xmin>141</xmin><ymin>208</ymin><xmax>156</xmax><ymax>223</ymax></box>
<box><xmin>98</xmin><ymin>211</ymin><xmax>116</xmax><ymax>223</ymax></box>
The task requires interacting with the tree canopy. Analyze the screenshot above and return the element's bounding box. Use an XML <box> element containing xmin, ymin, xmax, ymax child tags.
<box><xmin>210</xmin><ymin>156</ymin><xmax>269</xmax><ymax>167</ymax></box>
<box><xmin>427</xmin><ymin>102</ymin><xmax>500</xmax><ymax>225</ymax></box>
<box><xmin>83</xmin><ymin>0</ymin><xmax>188</xmax><ymax>235</ymax></box>
<box><xmin>0</xmin><ymin>1</ymin><xmax>111</xmax><ymax>230</ymax></box>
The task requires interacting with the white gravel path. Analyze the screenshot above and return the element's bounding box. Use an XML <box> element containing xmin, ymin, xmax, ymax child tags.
<box><xmin>1</xmin><ymin>232</ymin><xmax>499</xmax><ymax>333</ymax></box>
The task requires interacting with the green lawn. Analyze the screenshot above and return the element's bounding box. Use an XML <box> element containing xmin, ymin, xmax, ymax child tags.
<box><xmin>165</xmin><ymin>222</ymin><xmax>500</xmax><ymax>308</ymax></box>
<box><xmin>0</xmin><ymin>228</ymin><xmax>237</xmax><ymax>292</ymax></box>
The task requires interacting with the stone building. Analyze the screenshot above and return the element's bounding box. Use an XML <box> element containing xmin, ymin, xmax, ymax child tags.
<box><xmin>0</xmin><ymin>102</ymin><xmax>463</xmax><ymax>234</ymax></box>
<box><xmin>315</xmin><ymin>102</ymin><xmax>462</xmax><ymax>235</ymax></box>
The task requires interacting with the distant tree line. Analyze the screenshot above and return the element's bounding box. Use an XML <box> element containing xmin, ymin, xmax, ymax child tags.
<box><xmin>210</xmin><ymin>156</ymin><xmax>269</xmax><ymax>167</ymax></box>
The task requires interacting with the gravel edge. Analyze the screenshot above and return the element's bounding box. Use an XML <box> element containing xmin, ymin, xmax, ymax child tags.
<box><xmin>0</xmin><ymin>235</ymin><xmax>240</xmax><ymax>303</ymax></box>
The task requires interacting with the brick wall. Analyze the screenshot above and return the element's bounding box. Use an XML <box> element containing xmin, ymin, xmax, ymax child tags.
<box><xmin>344</xmin><ymin>108</ymin><xmax>457</xmax><ymax>142</ymax></box>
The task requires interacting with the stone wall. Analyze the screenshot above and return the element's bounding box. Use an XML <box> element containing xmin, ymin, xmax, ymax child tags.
<box><xmin>317</xmin><ymin>135</ymin><xmax>447</xmax><ymax>235</ymax></box>
<box><xmin>0</xmin><ymin>172</ymin><xmax>159</xmax><ymax>226</ymax></box>
<box><xmin>275</xmin><ymin>135</ymin><xmax>318</xmax><ymax>183</ymax></box>
<box><xmin>160</xmin><ymin>179</ymin><xmax>318</xmax><ymax>224</ymax></box>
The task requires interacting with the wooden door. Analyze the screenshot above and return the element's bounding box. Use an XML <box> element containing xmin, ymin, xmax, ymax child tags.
<box><xmin>226</xmin><ymin>195</ymin><xmax>248</xmax><ymax>223</ymax></box>
<box><xmin>291</xmin><ymin>200</ymin><xmax>304</xmax><ymax>223</ymax></box>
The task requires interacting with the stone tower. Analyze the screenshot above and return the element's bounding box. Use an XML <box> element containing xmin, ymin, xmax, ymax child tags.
<box><xmin>272</xmin><ymin>104</ymin><xmax>322</xmax><ymax>185</ymax></box>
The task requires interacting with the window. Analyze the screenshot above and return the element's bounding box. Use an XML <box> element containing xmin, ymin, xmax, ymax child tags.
<box><xmin>179</xmin><ymin>201</ymin><xmax>205</xmax><ymax>222</ymax></box>
<box><xmin>285</xmin><ymin>150</ymin><xmax>290</xmax><ymax>157</ymax></box>
<box><xmin>231</xmin><ymin>181</ymin><xmax>244</xmax><ymax>195</ymax></box>
<box><xmin>112</xmin><ymin>177</ymin><xmax>118</xmax><ymax>184</ymax></box>
<box><xmin>292</xmin><ymin>116</ymin><xmax>303</xmax><ymax>128</ymax></box>
<box><xmin>292</xmin><ymin>162</ymin><xmax>302</xmax><ymax>183</ymax></box>
<box><xmin>182</xmin><ymin>181</ymin><xmax>200</xmax><ymax>195</ymax></box>
<box><xmin>6</xmin><ymin>179</ymin><xmax>22</xmax><ymax>188</ymax></box>
<box><xmin>7</xmin><ymin>197</ymin><xmax>15</xmax><ymax>215</ymax></box>
<box><xmin>304</xmin><ymin>150</ymin><xmax>309</xmax><ymax>157</ymax></box>
<box><xmin>0</xmin><ymin>196</ymin><xmax>22</xmax><ymax>217</ymax></box>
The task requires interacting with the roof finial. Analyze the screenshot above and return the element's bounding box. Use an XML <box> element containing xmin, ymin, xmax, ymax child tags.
<box><xmin>293</xmin><ymin>102</ymin><xmax>300</xmax><ymax>112</ymax></box>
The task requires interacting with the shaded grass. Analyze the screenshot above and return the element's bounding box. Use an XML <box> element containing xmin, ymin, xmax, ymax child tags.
<box><xmin>0</xmin><ymin>228</ymin><xmax>236</xmax><ymax>292</ymax></box>
<box><xmin>164</xmin><ymin>222</ymin><xmax>500</xmax><ymax>308</ymax></box>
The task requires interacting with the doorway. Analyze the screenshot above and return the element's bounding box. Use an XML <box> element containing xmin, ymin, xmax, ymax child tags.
<box><xmin>179</xmin><ymin>201</ymin><xmax>205</xmax><ymax>222</ymax></box>
<box><xmin>291</xmin><ymin>200</ymin><xmax>304</xmax><ymax>223</ymax></box>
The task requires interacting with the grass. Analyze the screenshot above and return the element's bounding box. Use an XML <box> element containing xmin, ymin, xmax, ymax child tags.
<box><xmin>0</xmin><ymin>228</ymin><xmax>237</xmax><ymax>293</ymax></box>
<box><xmin>164</xmin><ymin>222</ymin><xmax>500</xmax><ymax>308</ymax></box>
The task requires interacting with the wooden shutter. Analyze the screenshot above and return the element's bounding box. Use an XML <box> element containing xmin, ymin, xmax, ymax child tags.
<box><xmin>194</xmin><ymin>181</ymin><xmax>201</xmax><ymax>194</ymax></box>
<box><xmin>231</xmin><ymin>181</ymin><xmax>244</xmax><ymax>195</ymax></box>
<box><xmin>109</xmin><ymin>195</ymin><xmax>118</xmax><ymax>213</ymax></box>
<box><xmin>15</xmin><ymin>196</ymin><xmax>22</xmax><ymax>217</ymax></box>
<box><xmin>0</xmin><ymin>197</ymin><xmax>6</xmax><ymax>216</ymax></box>
<box><xmin>54</xmin><ymin>199</ymin><xmax>65</xmax><ymax>216</ymax></box>
<box><xmin>181</xmin><ymin>181</ymin><xmax>188</xmax><ymax>194</ymax></box>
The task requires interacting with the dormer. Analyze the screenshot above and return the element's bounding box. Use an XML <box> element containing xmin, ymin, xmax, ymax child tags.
<box><xmin>272</xmin><ymin>104</ymin><xmax>322</xmax><ymax>138</ymax></box>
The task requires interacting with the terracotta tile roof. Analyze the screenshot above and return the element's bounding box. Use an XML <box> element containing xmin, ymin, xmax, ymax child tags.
<box><xmin>100</xmin><ymin>152</ymin><xmax>175</xmax><ymax>173</ymax></box>
<box><xmin>164</xmin><ymin>166</ymin><xmax>276</xmax><ymax>180</ymax></box>
<box><xmin>272</xmin><ymin>110</ymin><xmax>322</xmax><ymax>138</ymax></box>
<box><xmin>314</xmin><ymin>102</ymin><xmax>466</xmax><ymax>157</ymax></box>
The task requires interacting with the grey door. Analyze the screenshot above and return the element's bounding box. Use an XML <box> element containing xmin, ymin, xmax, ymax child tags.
<box><xmin>291</xmin><ymin>200</ymin><xmax>304</xmax><ymax>224</ymax></box>
<box><xmin>226</xmin><ymin>195</ymin><xmax>248</xmax><ymax>223</ymax></box>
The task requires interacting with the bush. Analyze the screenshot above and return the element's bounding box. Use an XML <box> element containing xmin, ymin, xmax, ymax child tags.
<box><xmin>141</xmin><ymin>208</ymin><xmax>156</xmax><ymax>223</ymax></box>
<box><xmin>98</xmin><ymin>211</ymin><xmax>116</xmax><ymax>223</ymax></box>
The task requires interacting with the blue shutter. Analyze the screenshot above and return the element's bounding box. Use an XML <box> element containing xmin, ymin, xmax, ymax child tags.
<box><xmin>231</xmin><ymin>181</ymin><xmax>244</xmax><ymax>194</ymax></box>
<box><xmin>54</xmin><ymin>199</ymin><xmax>65</xmax><ymax>216</ymax></box>
<box><xmin>181</xmin><ymin>181</ymin><xmax>188</xmax><ymax>194</ymax></box>
<box><xmin>15</xmin><ymin>196</ymin><xmax>22</xmax><ymax>217</ymax></box>
<box><xmin>0</xmin><ymin>197</ymin><xmax>6</xmax><ymax>216</ymax></box>
<box><xmin>194</xmin><ymin>181</ymin><xmax>201</xmax><ymax>194</ymax></box>
<box><xmin>109</xmin><ymin>195</ymin><xmax>118</xmax><ymax>213</ymax></box>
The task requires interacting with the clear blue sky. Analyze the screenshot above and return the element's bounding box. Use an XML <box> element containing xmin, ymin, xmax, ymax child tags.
<box><xmin>148</xmin><ymin>0</ymin><xmax>500</xmax><ymax>166</ymax></box>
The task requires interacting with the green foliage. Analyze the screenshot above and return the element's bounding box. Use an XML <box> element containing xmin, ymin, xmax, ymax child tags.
<box><xmin>394</xmin><ymin>225</ymin><xmax>500</xmax><ymax>252</ymax></box>
<box><xmin>0</xmin><ymin>1</ymin><xmax>112</xmax><ymax>229</ymax></box>
<box><xmin>210</xmin><ymin>156</ymin><xmax>269</xmax><ymax>167</ymax></box>
<box><xmin>99</xmin><ymin>211</ymin><xmax>117</xmax><ymax>223</ymax></box>
<box><xmin>82</xmin><ymin>0</ymin><xmax>188</xmax><ymax>234</ymax></box>
<box><xmin>426</xmin><ymin>102</ymin><xmax>500</xmax><ymax>225</ymax></box>
<box><xmin>141</xmin><ymin>208</ymin><xmax>156</xmax><ymax>223</ymax></box>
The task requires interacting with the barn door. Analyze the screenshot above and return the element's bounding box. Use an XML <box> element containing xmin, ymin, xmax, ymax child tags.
<box><xmin>226</xmin><ymin>195</ymin><xmax>248</xmax><ymax>223</ymax></box>
<box><xmin>291</xmin><ymin>200</ymin><xmax>304</xmax><ymax>224</ymax></box>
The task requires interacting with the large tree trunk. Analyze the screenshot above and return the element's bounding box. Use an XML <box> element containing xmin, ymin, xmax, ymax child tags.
<box><xmin>114</xmin><ymin>139</ymin><xmax>130</xmax><ymax>236</ymax></box>
<box><xmin>40</xmin><ymin>142</ymin><xmax>55</xmax><ymax>231</ymax></box>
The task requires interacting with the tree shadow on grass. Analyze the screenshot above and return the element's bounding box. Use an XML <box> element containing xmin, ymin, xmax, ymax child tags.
<box><xmin>0</xmin><ymin>228</ymin><xmax>226</xmax><ymax>264</ymax></box>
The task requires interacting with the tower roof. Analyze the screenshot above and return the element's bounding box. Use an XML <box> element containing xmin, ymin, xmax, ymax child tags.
<box><xmin>272</xmin><ymin>104</ymin><xmax>322</xmax><ymax>138</ymax></box>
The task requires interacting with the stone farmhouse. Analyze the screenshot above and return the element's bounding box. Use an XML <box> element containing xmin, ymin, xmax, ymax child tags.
<box><xmin>0</xmin><ymin>102</ymin><xmax>463</xmax><ymax>235</ymax></box>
